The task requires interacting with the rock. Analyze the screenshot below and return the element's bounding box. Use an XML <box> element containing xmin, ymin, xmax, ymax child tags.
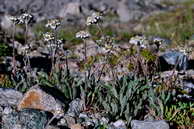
<box><xmin>78</xmin><ymin>112</ymin><xmax>109</xmax><ymax>127</ymax></box>
<box><xmin>67</xmin><ymin>98</ymin><xmax>85</xmax><ymax>117</ymax></box>
<box><xmin>131</xmin><ymin>120</ymin><xmax>170</xmax><ymax>129</ymax></box>
<box><xmin>110</xmin><ymin>120</ymin><xmax>127</xmax><ymax>129</ymax></box>
<box><xmin>159</xmin><ymin>50</ymin><xmax>189</xmax><ymax>71</ymax></box>
<box><xmin>0</xmin><ymin>88</ymin><xmax>23</xmax><ymax>106</ymax></box>
<box><xmin>2</xmin><ymin>109</ymin><xmax>49</xmax><ymax>129</ymax></box>
<box><xmin>117</xmin><ymin>0</ymin><xmax>130</xmax><ymax>22</ymax></box>
<box><xmin>46</xmin><ymin>125</ymin><xmax>60</xmax><ymax>129</ymax></box>
<box><xmin>59</xmin><ymin>2</ymin><xmax>83</xmax><ymax>25</ymax></box>
<box><xmin>189</xmin><ymin>51</ymin><xmax>194</xmax><ymax>60</ymax></box>
<box><xmin>58</xmin><ymin>115</ymin><xmax>76</xmax><ymax>127</ymax></box>
<box><xmin>0</xmin><ymin>0</ymin><xmax>189</xmax><ymax>25</ymax></box>
<box><xmin>70</xmin><ymin>124</ymin><xmax>84</xmax><ymax>129</ymax></box>
<box><xmin>17</xmin><ymin>85</ymin><xmax>64</xmax><ymax>116</ymax></box>
<box><xmin>177</xmin><ymin>75</ymin><xmax>194</xmax><ymax>100</ymax></box>
<box><xmin>2</xmin><ymin>106</ymin><xmax>13</xmax><ymax>115</ymax></box>
<box><xmin>59</xmin><ymin>2</ymin><xmax>81</xmax><ymax>18</ymax></box>
<box><xmin>0</xmin><ymin>15</ymin><xmax>12</xmax><ymax>30</ymax></box>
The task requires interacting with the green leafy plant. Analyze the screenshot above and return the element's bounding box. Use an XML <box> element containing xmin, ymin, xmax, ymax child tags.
<box><xmin>99</xmin><ymin>77</ymin><xmax>149</xmax><ymax>125</ymax></box>
<box><xmin>164</xmin><ymin>102</ymin><xmax>194</xmax><ymax>126</ymax></box>
<box><xmin>0</xmin><ymin>43</ymin><xmax>12</xmax><ymax>57</ymax></box>
<box><xmin>147</xmin><ymin>88</ymin><xmax>174</xmax><ymax>120</ymax></box>
<box><xmin>147</xmin><ymin>87</ymin><xmax>194</xmax><ymax>127</ymax></box>
<box><xmin>37</xmin><ymin>70</ymin><xmax>81</xmax><ymax>101</ymax></box>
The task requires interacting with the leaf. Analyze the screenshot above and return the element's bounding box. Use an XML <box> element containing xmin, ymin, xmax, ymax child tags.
<box><xmin>111</xmin><ymin>87</ymin><xmax>118</xmax><ymax>99</ymax></box>
<box><xmin>103</xmin><ymin>101</ymin><xmax>110</xmax><ymax>112</ymax></box>
<box><xmin>120</xmin><ymin>95</ymin><xmax>127</xmax><ymax>116</ymax></box>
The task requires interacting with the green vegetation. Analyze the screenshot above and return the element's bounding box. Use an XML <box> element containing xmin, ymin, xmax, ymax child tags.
<box><xmin>2</xmin><ymin>6</ymin><xmax>194</xmax><ymax>129</ymax></box>
<box><xmin>139</xmin><ymin>0</ymin><xmax>194</xmax><ymax>46</ymax></box>
<box><xmin>0</xmin><ymin>43</ymin><xmax>12</xmax><ymax>56</ymax></box>
<box><xmin>100</xmin><ymin>77</ymin><xmax>149</xmax><ymax>125</ymax></box>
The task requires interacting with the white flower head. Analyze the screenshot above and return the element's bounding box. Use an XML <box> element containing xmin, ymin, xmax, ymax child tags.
<box><xmin>20</xmin><ymin>13</ymin><xmax>33</xmax><ymax>24</ymax></box>
<box><xmin>56</xmin><ymin>39</ymin><xmax>63</xmax><ymax>48</ymax></box>
<box><xmin>129</xmin><ymin>35</ymin><xmax>148</xmax><ymax>48</ymax></box>
<box><xmin>92</xmin><ymin>12</ymin><xmax>101</xmax><ymax>20</ymax></box>
<box><xmin>9</xmin><ymin>16</ymin><xmax>19</xmax><ymax>24</ymax></box>
<box><xmin>43</xmin><ymin>32</ymin><xmax>55</xmax><ymax>42</ymax></box>
<box><xmin>86</xmin><ymin>12</ymin><xmax>102</xmax><ymax>26</ymax></box>
<box><xmin>46</xmin><ymin>19</ymin><xmax>61</xmax><ymax>30</ymax></box>
<box><xmin>76</xmin><ymin>31</ymin><xmax>91</xmax><ymax>39</ymax></box>
<box><xmin>47</xmin><ymin>39</ymin><xmax>63</xmax><ymax>49</ymax></box>
<box><xmin>20</xmin><ymin>44</ymin><xmax>32</xmax><ymax>55</ymax></box>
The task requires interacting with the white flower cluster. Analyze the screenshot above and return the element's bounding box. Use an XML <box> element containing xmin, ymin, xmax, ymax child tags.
<box><xmin>9</xmin><ymin>16</ymin><xmax>20</xmax><ymax>24</ymax></box>
<box><xmin>47</xmin><ymin>39</ymin><xmax>63</xmax><ymax>50</ymax></box>
<box><xmin>96</xmin><ymin>36</ymin><xmax>114</xmax><ymax>49</ymax></box>
<box><xmin>20</xmin><ymin>13</ymin><xmax>33</xmax><ymax>24</ymax></box>
<box><xmin>86</xmin><ymin>12</ymin><xmax>102</xmax><ymax>26</ymax></box>
<box><xmin>43</xmin><ymin>32</ymin><xmax>55</xmax><ymax>42</ymax></box>
<box><xmin>45</xmin><ymin>19</ymin><xmax>61</xmax><ymax>30</ymax></box>
<box><xmin>76</xmin><ymin>31</ymin><xmax>91</xmax><ymax>39</ymax></box>
<box><xmin>20</xmin><ymin>44</ymin><xmax>32</xmax><ymax>55</ymax></box>
<box><xmin>129</xmin><ymin>35</ymin><xmax>148</xmax><ymax>48</ymax></box>
<box><xmin>9</xmin><ymin>13</ymin><xmax>33</xmax><ymax>25</ymax></box>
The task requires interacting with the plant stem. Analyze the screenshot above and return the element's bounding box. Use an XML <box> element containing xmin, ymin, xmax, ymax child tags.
<box><xmin>97</xmin><ymin>46</ymin><xmax>113</xmax><ymax>82</ymax></box>
<box><xmin>97</xmin><ymin>23</ymin><xmax>103</xmax><ymax>35</ymax></box>
<box><xmin>12</xmin><ymin>24</ymin><xmax>16</xmax><ymax>75</ymax></box>
<box><xmin>65</xmin><ymin>54</ymin><xmax>69</xmax><ymax>75</ymax></box>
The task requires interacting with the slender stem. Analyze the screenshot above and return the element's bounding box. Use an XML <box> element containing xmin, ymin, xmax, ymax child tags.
<box><xmin>50</xmin><ymin>46</ymin><xmax>55</xmax><ymax>76</ymax></box>
<box><xmin>97</xmin><ymin>23</ymin><xmax>103</xmax><ymax>35</ymax></box>
<box><xmin>25</xmin><ymin>23</ymin><xmax>32</xmax><ymax>72</ymax></box>
<box><xmin>25</xmin><ymin>23</ymin><xmax>28</xmax><ymax>45</ymax></box>
<box><xmin>83</xmin><ymin>39</ymin><xmax>88</xmax><ymax>97</ymax></box>
<box><xmin>51</xmin><ymin>29</ymin><xmax>57</xmax><ymax>74</ymax></box>
<box><xmin>84</xmin><ymin>39</ymin><xmax>87</xmax><ymax>61</ymax></box>
<box><xmin>12</xmin><ymin>24</ymin><xmax>16</xmax><ymax>75</ymax></box>
<box><xmin>97</xmin><ymin>48</ymin><xmax>113</xmax><ymax>82</ymax></box>
<box><xmin>65</xmin><ymin>54</ymin><xmax>69</xmax><ymax>75</ymax></box>
<box><xmin>97</xmin><ymin>62</ymin><xmax>106</xmax><ymax>83</ymax></box>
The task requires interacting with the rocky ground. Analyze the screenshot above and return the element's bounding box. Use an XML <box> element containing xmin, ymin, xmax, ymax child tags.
<box><xmin>0</xmin><ymin>0</ymin><xmax>194</xmax><ymax>129</ymax></box>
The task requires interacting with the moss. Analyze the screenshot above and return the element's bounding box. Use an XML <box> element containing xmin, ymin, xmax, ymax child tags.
<box><xmin>107</xmin><ymin>54</ymin><xmax>120</xmax><ymax>67</ymax></box>
<box><xmin>0</xmin><ymin>74</ymin><xmax>13</xmax><ymax>88</ymax></box>
<box><xmin>0</xmin><ymin>43</ymin><xmax>12</xmax><ymax>56</ymax></box>
<box><xmin>15</xmin><ymin>33</ymin><xmax>25</xmax><ymax>43</ymax></box>
<box><xmin>140</xmin><ymin>49</ymin><xmax>157</xmax><ymax>62</ymax></box>
<box><xmin>127</xmin><ymin>63</ymin><xmax>134</xmax><ymax>71</ymax></box>
<box><xmin>85</xmin><ymin>56</ymin><xmax>96</xmax><ymax>69</ymax></box>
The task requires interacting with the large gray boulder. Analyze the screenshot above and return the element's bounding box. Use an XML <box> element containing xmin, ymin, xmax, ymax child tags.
<box><xmin>131</xmin><ymin>120</ymin><xmax>170</xmax><ymax>129</ymax></box>
<box><xmin>160</xmin><ymin>51</ymin><xmax>189</xmax><ymax>71</ymax></box>
<box><xmin>2</xmin><ymin>109</ymin><xmax>49</xmax><ymax>129</ymax></box>
<box><xmin>0</xmin><ymin>88</ymin><xmax>23</xmax><ymax>106</ymax></box>
<box><xmin>17</xmin><ymin>85</ymin><xmax>64</xmax><ymax>117</ymax></box>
